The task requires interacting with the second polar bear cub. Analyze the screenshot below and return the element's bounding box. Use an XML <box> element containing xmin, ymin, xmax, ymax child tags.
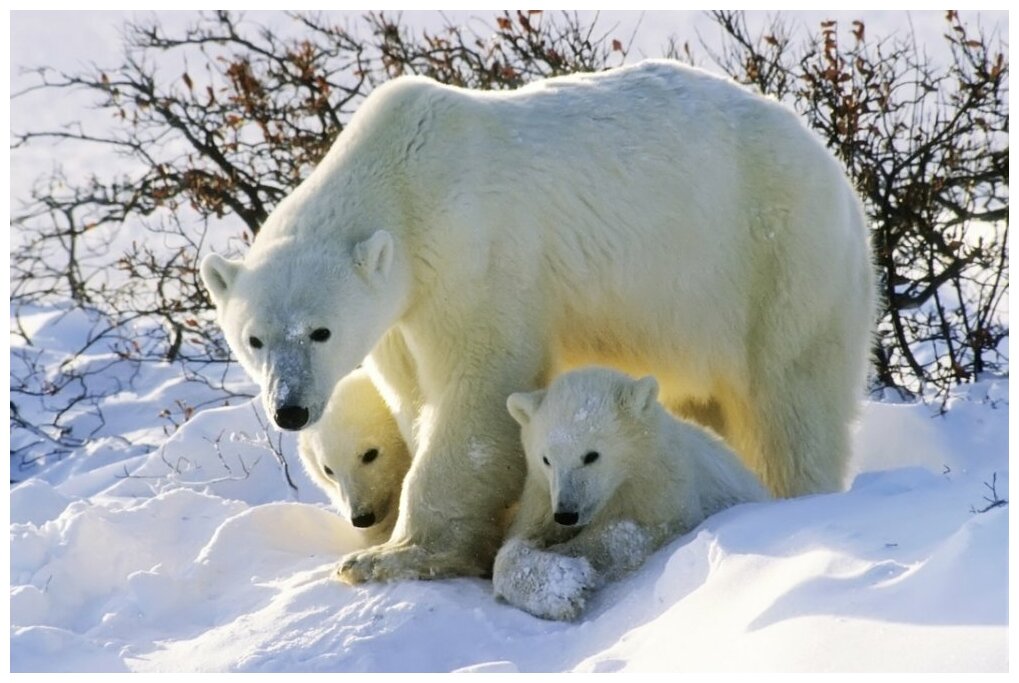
<box><xmin>495</xmin><ymin>367</ymin><xmax>769</xmax><ymax>621</ymax></box>
<box><xmin>298</xmin><ymin>368</ymin><xmax>411</xmax><ymax>545</ymax></box>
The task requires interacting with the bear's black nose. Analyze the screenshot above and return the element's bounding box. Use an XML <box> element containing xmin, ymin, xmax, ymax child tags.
<box><xmin>351</xmin><ymin>512</ymin><xmax>377</xmax><ymax>528</ymax></box>
<box><xmin>274</xmin><ymin>405</ymin><xmax>309</xmax><ymax>430</ymax></box>
<box><xmin>554</xmin><ymin>511</ymin><xmax>579</xmax><ymax>526</ymax></box>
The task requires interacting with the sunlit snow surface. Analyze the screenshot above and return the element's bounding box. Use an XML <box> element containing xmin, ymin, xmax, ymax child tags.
<box><xmin>10</xmin><ymin>365</ymin><xmax>1008</xmax><ymax>672</ymax></box>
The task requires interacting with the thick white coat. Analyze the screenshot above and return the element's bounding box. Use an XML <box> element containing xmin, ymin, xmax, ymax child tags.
<box><xmin>495</xmin><ymin>367</ymin><xmax>769</xmax><ymax>621</ymax></box>
<box><xmin>201</xmin><ymin>60</ymin><xmax>874</xmax><ymax>582</ymax></box>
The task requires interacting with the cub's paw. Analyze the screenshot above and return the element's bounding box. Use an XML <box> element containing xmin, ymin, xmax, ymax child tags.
<box><xmin>493</xmin><ymin>542</ymin><xmax>597</xmax><ymax>621</ymax></box>
<box><xmin>532</xmin><ymin>553</ymin><xmax>596</xmax><ymax>621</ymax></box>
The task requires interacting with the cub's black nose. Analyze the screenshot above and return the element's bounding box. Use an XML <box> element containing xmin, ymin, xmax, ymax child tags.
<box><xmin>351</xmin><ymin>512</ymin><xmax>377</xmax><ymax>528</ymax></box>
<box><xmin>274</xmin><ymin>405</ymin><xmax>309</xmax><ymax>431</ymax></box>
<box><xmin>554</xmin><ymin>511</ymin><xmax>579</xmax><ymax>526</ymax></box>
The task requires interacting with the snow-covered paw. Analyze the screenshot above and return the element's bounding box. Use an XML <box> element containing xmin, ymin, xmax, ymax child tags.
<box><xmin>493</xmin><ymin>542</ymin><xmax>597</xmax><ymax>621</ymax></box>
<box><xmin>530</xmin><ymin>554</ymin><xmax>594</xmax><ymax>621</ymax></box>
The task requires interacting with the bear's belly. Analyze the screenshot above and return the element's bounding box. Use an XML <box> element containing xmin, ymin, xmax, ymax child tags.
<box><xmin>549</xmin><ymin>313</ymin><xmax>725</xmax><ymax>405</ymax></box>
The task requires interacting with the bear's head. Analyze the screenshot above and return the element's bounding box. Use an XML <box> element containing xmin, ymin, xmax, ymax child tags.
<box><xmin>507</xmin><ymin>368</ymin><xmax>660</xmax><ymax>528</ymax></box>
<box><xmin>297</xmin><ymin>370</ymin><xmax>411</xmax><ymax>534</ymax></box>
<box><xmin>201</xmin><ymin>229</ymin><xmax>412</xmax><ymax>431</ymax></box>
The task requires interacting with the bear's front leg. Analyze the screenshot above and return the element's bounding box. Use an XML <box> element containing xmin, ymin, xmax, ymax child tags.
<box><xmin>337</xmin><ymin>374</ymin><xmax>531</xmax><ymax>584</ymax></box>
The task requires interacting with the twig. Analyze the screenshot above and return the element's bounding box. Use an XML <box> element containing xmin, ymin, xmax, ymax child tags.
<box><xmin>251</xmin><ymin>402</ymin><xmax>299</xmax><ymax>495</ymax></box>
<box><xmin>970</xmin><ymin>472</ymin><xmax>1008</xmax><ymax>513</ymax></box>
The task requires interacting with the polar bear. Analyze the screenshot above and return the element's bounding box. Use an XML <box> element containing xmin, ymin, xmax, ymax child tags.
<box><xmin>297</xmin><ymin>369</ymin><xmax>412</xmax><ymax>545</ymax></box>
<box><xmin>200</xmin><ymin>59</ymin><xmax>874</xmax><ymax>583</ymax></box>
<box><xmin>493</xmin><ymin>367</ymin><xmax>769</xmax><ymax>621</ymax></box>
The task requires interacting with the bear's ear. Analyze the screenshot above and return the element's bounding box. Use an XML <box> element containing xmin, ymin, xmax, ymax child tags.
<box><xmin>621</xmin><ymin>375</ymin><xmax>659</xmax><ymax>416</ymax></box>
<box><xmin>353</xmin><ymin>230</ymin><xmax>395</xmax><ymax>281</ymax></box>
<box><xmin>200</xmin><ymin>253</ymin><xmax>242</xmax><ymax>307</ymax></box>
<box><xmin>507</xmin><ymin>389</ymin><xmax>546</xmax><ymax>427</ymax></box>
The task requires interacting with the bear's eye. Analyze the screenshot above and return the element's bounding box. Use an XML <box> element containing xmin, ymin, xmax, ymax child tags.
<box><xmin>310</xmin><ymin>328</ymin><xmax>331</xmax><ymax>342</ymax></box>
<box><xmin>323</xmin><ymin>465</ymin><xmax>334</xmax><ymax>476</ymax></box>
<box><xmin>583</xmin><ymin>451</ymin><xmax>600</xmax><ymax>465</ymax></box>
<box><xmin>249</xmin><ymin>336</ymin><xmax>264</xmax><ymax>349</ymax></box>
<box><xmin>361</xmin><ymin>448</ymin><xmax>379</xmax><ymax>464</ymax></box>
<box><xmin>542</xmin><ymin>456</ymin><xmax>550</xmax><ymax>467</ymax></box>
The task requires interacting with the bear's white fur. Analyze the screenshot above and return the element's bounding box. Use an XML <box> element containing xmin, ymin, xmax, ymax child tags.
<box><xmin>201</xmin><ymin>60</ymin><xmax>874</xmax><ymax>583</ymax></box>
<box><xmin>494</xmin><ymin>367</ymin><xmax>769</xmax><ymax>621</ymax></box>
<box><xmin>297</xmin><ymin>369</ymin><xmax>411</xmax><ymax>545</ymax></box>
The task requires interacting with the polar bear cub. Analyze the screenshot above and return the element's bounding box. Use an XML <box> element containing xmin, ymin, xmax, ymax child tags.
<box><xmin>298</xmin><ymin>369</ymin><xmax>412</xmax><ymax>545</ymax></box>
<box><xmin>494</xmin><ymin>367</ymin><xmax>769</xmax><ymax>621</ymax></box>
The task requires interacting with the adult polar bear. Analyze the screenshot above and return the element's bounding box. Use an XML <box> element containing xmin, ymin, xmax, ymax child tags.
<box><xmin>201</xmin><ymin>60</ymin><xmax>874</xmax><ymax>583</ymax></box>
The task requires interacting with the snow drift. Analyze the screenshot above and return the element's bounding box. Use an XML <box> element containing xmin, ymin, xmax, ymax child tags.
<box><xmin>9</xmin><ymin>370</ymin><xmax>1008</xmax><ymax>672</ymax></box>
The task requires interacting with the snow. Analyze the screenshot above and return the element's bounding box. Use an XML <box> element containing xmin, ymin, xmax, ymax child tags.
<box><xmin>9</xmin><ymin>373</ymin><xmax>1009</xmax><ymax>672</ymax></box>
<box><xmin>7</xmin><ymin>9</ymin><xmax>1009</xmax><ymax>674</ymax></box>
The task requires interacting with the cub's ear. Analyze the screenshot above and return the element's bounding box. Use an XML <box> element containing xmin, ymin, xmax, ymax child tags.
<box><xmin>507</xmin><ymin>389</ymin><xmax>546</xmax><ymax>427</ymax></box>
<box><xmin>621</xmin><ymin>375</ymin><xmax>659</xmax><ymax>416</ymax></box>
<box><xmin>200</xmin><ymin>253</ymin><xmax>242</xmax><ymax>307</ymax></box>
<box><xmin>353</xmin><ymin>230</ymin><xmax>395</xmax><ymax>281</ymax></box>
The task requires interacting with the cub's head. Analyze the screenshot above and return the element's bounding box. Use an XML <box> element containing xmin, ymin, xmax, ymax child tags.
<box><xmin>297</xmin><ymin>370</ymin><xmax>411</xmax><ymax>538</ymax></box>
<box><xmin>201</xmin><ymin>229</ymin><xmax>411</xmax><ymax>431</ymax></box>
<box><xmin>507</xmin><ymin>368</ymin><xmax>660</xmax><ymax>528</ymax></box>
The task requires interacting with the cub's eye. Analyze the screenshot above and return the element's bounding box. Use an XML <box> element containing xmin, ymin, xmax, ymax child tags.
<box><xmin>249</xmin><ymin>336</ymin><xmax>263</xmax><ymax>349</ymax></box>
<box><xmin>361</xmin><ymin>448</ymin><xmax>379</xmax><ymax>464</ymax></box>
<box><xmin>310</xmin><ymin>328</ymin><xmax>331</xmax><ymax>342</ymax></box>
<box><xmin>323</xmin><ymin>465</ymin><xmax>334</xmax><ymax>476</ymax></box>
<box><xmin>542</xmin><ymin>456</ymin><xmax>550</xmax><ymax>467</ymax></box>
<box><xmin>583</xmin><ymin>451</ymin><xmax>600</xmax><ymax>465</ymax></box>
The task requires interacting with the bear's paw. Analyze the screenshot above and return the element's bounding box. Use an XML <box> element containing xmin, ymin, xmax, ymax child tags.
<box><xmin>338</xmin><ymin>540</ymin><xmax>489</xmax><ymax>584</ymax></box>
<box><xmin>494</xmin><ymin>540</ymin><xmax>597</xmax><ymax>621</ymax></box>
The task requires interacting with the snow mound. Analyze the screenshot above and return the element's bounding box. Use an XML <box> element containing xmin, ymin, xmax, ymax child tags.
<box><xmin>9</xmin><ymin>378</ymin><xmax>1008</xmax><ymax>672</ymax></box>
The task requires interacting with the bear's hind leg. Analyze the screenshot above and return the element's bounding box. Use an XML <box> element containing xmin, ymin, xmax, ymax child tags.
<box><xmin>730</xmin><ymin>332</ymin><xmax>859</xmax><ymax>498</ymax></box>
